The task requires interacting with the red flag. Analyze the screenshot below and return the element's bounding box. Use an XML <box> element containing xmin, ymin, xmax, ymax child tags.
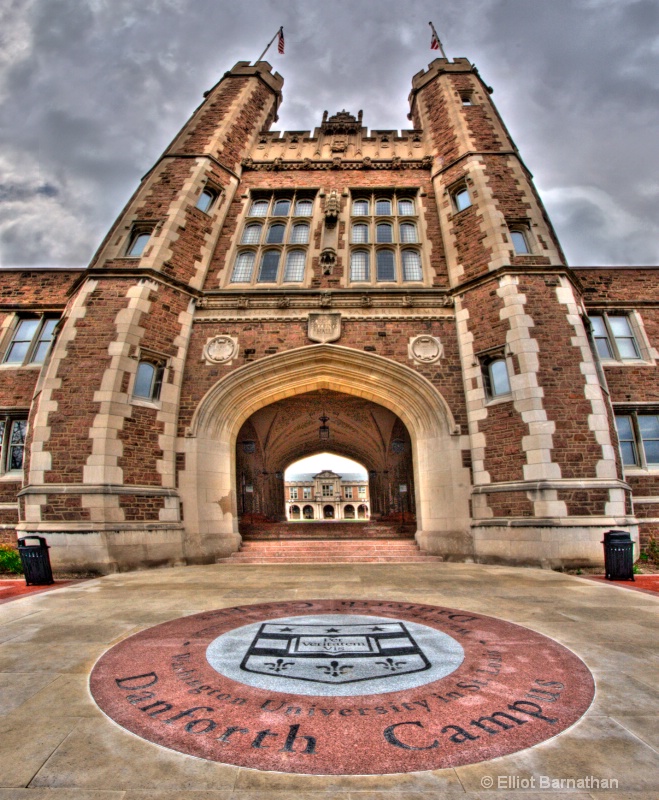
<box><xmin>278</xmin><ymin>27</ymin><xmax>285</xmax><ymax>54</ymax></box>
<box><xmin>430</xmin><ymin>30</ymin><xmax>440</xmax><ymax>50</ymax></box>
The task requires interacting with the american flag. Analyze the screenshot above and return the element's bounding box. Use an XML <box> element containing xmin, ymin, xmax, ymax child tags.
<box><xmin>278</xmin><ymin>27</ymin><xmax>285</xmax><ymax>55</ymax></box>
<box><xmin>430</xmin><ymin>30</ymin><xmax>440</xmax><ymax>50</ymax></box>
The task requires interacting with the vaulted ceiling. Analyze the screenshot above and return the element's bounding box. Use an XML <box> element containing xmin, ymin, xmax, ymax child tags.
<box><xmin>240</xmin><ymin>390</ymin><xmax>410</xmax><ymax>473</ymax></box>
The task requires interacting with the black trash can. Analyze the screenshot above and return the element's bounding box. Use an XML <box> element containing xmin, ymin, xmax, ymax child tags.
<box><xmin>601</xmin><ymin>530</ymin><xmax>635</xmax><ymax>581</ymax></box>
<box><xmin>17</xmin><ymin>536</ymin><xmax>54</xmax><ymax>586</ymax></box>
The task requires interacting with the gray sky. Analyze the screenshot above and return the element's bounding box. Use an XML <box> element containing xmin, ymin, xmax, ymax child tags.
<box><xmin>1</xmin><ymin>0</ymin><xmax>658</xmax><ymax>268</ymax></box>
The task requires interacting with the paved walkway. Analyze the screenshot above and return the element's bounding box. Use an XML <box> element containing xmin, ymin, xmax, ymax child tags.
<box><xmin>0</xmin><ymin>562</ymin><xmax>657</xmax><ymax>798</ymax></box>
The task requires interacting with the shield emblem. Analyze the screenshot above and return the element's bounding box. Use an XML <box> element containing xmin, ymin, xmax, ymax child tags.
<box><xmin>240</xmin><ymin>621</ymin><xmax>431</xmax><ymax>685</ymax></box>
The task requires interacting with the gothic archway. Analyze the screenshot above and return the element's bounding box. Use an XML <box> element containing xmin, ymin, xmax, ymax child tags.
<box><xmin>179</xmin><ymin>345</ymin><xmax>471</xmax><ymax>559</ymax></box>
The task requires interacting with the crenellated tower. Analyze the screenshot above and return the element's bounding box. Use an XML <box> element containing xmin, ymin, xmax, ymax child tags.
<box><xmin>21</xmin><ymin>63</ymin><xmax>283</xmax><ymax>569</ymax></box>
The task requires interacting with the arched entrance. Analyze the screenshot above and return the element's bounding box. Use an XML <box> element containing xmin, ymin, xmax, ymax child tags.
<box><xmin>323</xmin><ymin>505</ymin><xmax>335</xmax><ymax>519</ymax></box>
<box><xmin>180</xmin><ymin>345</ymin><xmax>471</xmax><ymax>559</ymax></box>
<box><xmin>344</xmin><ymin>504</ymin><xmax>355</xmax><ymax>519</ymax></box>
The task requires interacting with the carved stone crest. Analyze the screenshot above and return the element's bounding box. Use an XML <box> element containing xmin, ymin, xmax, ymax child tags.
<box><xmin>320</xmin><ymin>248</ymin><xmax>337</xmax><ymax>275</ymax></box>
<box><xmin>408</xmin><ymin>335</ymin><xmax>444</xmax><ymax>365</ymax></box>
<box><xmin>203</xmin><ymin>335</ymin><xmax>239</xmax><ymax>365</ymax></box>
<box><xmin>308</xmin><ymin>312</ymin><xmax>341</xmax><ymax>343</ymax></box>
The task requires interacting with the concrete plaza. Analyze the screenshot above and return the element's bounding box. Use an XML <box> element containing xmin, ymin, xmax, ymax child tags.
<box><xmin>0</xmin><ymin>561</ymin><xmax>657</xmax><ymax>799</ymax></box>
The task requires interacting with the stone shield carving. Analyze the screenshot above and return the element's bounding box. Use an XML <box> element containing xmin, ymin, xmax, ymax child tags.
<box><xmin>203</xmin><ymin>335</ymin><xmax>238</xmax><ymax>364</ymax></box>
<box><xmin>308</xmin><ymin>312</ymin><xmax>341</xmax><ymax>344</ymax></box>
<box><xmin>408</xmin><ymin>335</ymin><xmax>443</xmax><ymax>365</ymax></box>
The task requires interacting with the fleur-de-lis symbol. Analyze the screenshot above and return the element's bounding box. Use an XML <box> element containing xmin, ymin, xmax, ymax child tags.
<box><xmin>316</xmin><ymin>660</ymin><xmax>354</xmax><ymax>678</ymax></box>
<box><xmin>376</xmin><ymin>657</ymin><xmax>408</xmax><ymax>672</ymax></box>
<box><xmin>264</xmin><ymin>658</ymin><xmax>295</xmax><ymax>673</ymax></box>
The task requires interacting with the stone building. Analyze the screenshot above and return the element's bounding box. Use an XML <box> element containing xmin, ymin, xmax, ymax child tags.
<box><xmin>0</xmin><ymin>56</ymin><xmax>656</xmax><ymax>573</ymax></box>
<box><xmin>285</xmin><ymin>470</ymin><xmax>370</xmax><ymax>521</ymax></box>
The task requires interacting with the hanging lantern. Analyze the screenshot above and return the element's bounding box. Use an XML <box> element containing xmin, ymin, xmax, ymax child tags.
<box><xmin>318</xmin><ymin>413</ymin><xmax>330</xmax><ymax>440</ymax></box>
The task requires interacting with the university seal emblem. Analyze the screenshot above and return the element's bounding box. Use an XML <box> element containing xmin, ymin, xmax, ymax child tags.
<box><xmin>240</xmin><ymin>621</ymin><xmax>430</xmax><ymax>685</ymax></box>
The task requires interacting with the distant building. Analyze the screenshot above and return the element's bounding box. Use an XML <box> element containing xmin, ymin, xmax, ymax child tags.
<box><xmin>285</xmin><ymin>470</ymin><xmax>369</xmax><ymax>521</ymax></box>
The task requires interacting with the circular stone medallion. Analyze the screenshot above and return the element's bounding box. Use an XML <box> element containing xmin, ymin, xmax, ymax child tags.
<box><xmin>90</xmin><ymin>599</ymin><xmax>594</xmax><ymax>775</ymax></box>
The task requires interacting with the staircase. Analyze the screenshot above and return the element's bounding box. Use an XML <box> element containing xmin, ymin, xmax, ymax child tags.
<box><xmin>217</xmin><ymin>539</ymin><xmax>443</xmax><ymax>564</ymax></box>
<box><xmin>239</xmin><ymin>520</ymin><xmax>416</xmax><ymax>541</ymax></box>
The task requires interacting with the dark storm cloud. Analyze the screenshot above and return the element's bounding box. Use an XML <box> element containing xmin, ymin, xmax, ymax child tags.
<box><xmin>0</xmin><ymin>0</ymin><xmax>657</xmax><ymax>267</ymax></box>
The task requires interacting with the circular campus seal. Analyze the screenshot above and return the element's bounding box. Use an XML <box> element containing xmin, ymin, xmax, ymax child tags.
<box><xmin>203</xmin><ymin>335</ymin><xmax>238</xmax><ymax>364</ymax></box>
<box><xmin>90</xmin><ymin>599</ymin><xmax>594</xmax><ymax>775</ymax></box>
<box><xmin>408</xmin><ymin>335</ymin><xmax>443</xmax><ymax>364</ymax></box>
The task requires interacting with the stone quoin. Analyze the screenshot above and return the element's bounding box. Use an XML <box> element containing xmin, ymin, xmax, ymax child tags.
<box><xmin>0</xmin><ymin>56</ymin><xmax>656</xmax><ymax>573</ymax></box>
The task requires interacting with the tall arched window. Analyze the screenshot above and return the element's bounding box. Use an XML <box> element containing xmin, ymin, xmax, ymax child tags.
<box><xmin>376</xmin><ymin>223</ymin><xmax>393</xmax><ymax>243</ymax></box>
<box><xmin>266</xmin><ymin>224</ymin><xmax>286</xmax><ymax>244</ymax></box>
<box><xmin>290</xmin><ymin>223</ymin><xmax>309</xmax><ymax>244</ymax></box>
<box><xmin>249</xmin><ymin>199</ymin><xmax>269</xmax><ymax>217</ymax></box>
<box><xmin>241</xmin><ymin>224</ymin><xmax>262</xmax><ymax>245</ymax></box>
<box><xmin>230</xmin><ymin>251</ymin><xmax>255</xmax><ymax>282</ymax></box>
<box><xmin>257</xmin><ymin>250</ymin><xmax>280</xmax><ymax>282</ymax></box>
<box><xmin>376</xmin><ymin>249</ymin><xmax>395</xmax><ymax>281</ymax></box>
<box><xmin>295</xmin><ymin>199</ymin><xmax>313</xmax><ymax>216</ymax></box>
<box><xmin>350</xmin><ymin>250</ymin><xmax>370</xmax><ymax>281</ymax></box>
<box><xmin>402</xmin><ymin>250</ymin><xmax>422</xmax><ymax>281</ymax></box>
<box><xmin>352</xmin><ymin>199</ymin><xmax>369</xmax><ymax>216</ymax></box>
<box><xmin>398</xmin><ymin>198</ymin><xmax>415</xmax><ymax>215</ymax></box>
<box><xmin>352</xmin><ymin>223</ymin><xmax>369</xmax><ymax>243</ymax></box>
<box><xmin>375</xmin><ymin>198</ymin><xmax>392</xmax><ymax>215</ymax></box>
<box><xmin>273</xmin><ymin>199</ymin><xmax>291</xmax><ymax>216</ymax></box>
<box><xmin>399</xmin><ymin>222</ymin><xmax>417</xmax><ymax>243</ymax></box>
<box><xmin>283</xmin><ymin>250</ymin><xmax>306</xmax><ymax>282</ymax></box>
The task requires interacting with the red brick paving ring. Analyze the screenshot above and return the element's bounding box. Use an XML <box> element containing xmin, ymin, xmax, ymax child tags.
<box><xmin>90</xmin><ymin>600</ymin><xmax>594</xmax><ymax>775</ymax></box>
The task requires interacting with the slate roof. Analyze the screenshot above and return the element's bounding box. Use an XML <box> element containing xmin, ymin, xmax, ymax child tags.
<box><xmin>286</xmin><ymin>472</ymin><xmax>367</xmax><ymax>483</ymax></box>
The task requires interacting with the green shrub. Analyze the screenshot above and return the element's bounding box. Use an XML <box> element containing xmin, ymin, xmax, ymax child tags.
<box><xmin>0</xmin><ymin>545</ymin><xmax>23</xmax><ymax>574</ymax></box>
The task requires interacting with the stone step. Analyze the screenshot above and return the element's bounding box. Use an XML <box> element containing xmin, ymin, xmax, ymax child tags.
<box><xmin>217</xmin><ymin>538</ymin><xmax>442</xmax><ymax>564</ymax></box>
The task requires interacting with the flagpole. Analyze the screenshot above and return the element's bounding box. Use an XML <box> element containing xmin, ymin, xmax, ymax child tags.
<box><xmin>429</xmin><ymin>21</ymin><xmax>448</xmax><ymax>60</ymax></box>
<box><xmin>254</xmin><ymin>27</ymin><xmax>283</xmax><ymax>65</ymax></box>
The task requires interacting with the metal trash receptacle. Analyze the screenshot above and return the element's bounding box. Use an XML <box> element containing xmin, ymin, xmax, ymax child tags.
<box><xmin>601</xmin><ymin>530</ymin><xmax>635</xmax><ymax>582</ymax></box>
<box><xmin>17</xmin><ymin>536</ymin><xmax>54</xmax><ymax>586</ymax></box>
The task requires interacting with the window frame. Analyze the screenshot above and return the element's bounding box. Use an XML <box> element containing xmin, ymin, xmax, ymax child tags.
<box><xmin>615</xmin><ymin>410</ymin><xmax>659</xmax><ymax>470</ymax></box>
<box><xmin>509</xmin><ymin>226</ymin><xmax>531</xmax><ymax>255</ymax></box>
<box><xmin>451</xmin><ymin>184</ymin><xmax>472</xmax><ymax>213</ymax></box>
<box><xmin>588</xmin><ymin>312</ymin><xmax>643</xmax><ymax>362</ymax></box>
<box><xmin>230</xmin><ymin>192</ymin><xmax>314</xmax><ymax>286</ymax></box>
<box><xmin>196</xmin><ymin>186</ymin><xmax>219</xmax><ymax>214</ymax></box>
<box><xmin>131</xmin><ymin>353</ymin><xmax>167</xmax><ymax>405</ymax></box>
<box><xmin>0</xmin><ymin>416</ymin><xmax>28</xmax><ymax>475</ymax></box>
<box><xmin>2</xmin><ymin>314</ymin><xmax>59</xmax><ymax>367</ymax></box>
<box><xmin>126</xmin><ymin>226</ymin><xmax>154</xmax><ymax>258</ymax></box>
<box><xmin>347</xmin><ymin>191</ymin><xmax>424</xmax><ymax>285</ymax></box>
<box><xmin>480</xmin><ymin>352</ymin><xmax>513</xmax><ymax>402</ymax></box>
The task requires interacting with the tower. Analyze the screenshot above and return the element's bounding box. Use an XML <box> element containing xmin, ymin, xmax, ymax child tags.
<box><xmin>3</xmin><ymin>56</ymin><xmax>645</xmax><ymax>574</ymax></box>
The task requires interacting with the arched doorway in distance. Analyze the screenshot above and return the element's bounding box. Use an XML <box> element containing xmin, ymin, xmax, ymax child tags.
<box><xmin>358</xmin><ymin>504</ymin><xmax>368</xmax><ymax>519</ymax></box>
<box><xmin>323</xmin><ymin>505</ymin><xmax>335</xmax><ymax>519</ymax></box>
<box><xmin>303</xmin><ymin>505</ymin><xmax>314</xmax><ymax>519</ymax></box>
<box><xmin>289</xmin><ymin>505</ymin><xmax>300</xmax><ymax>520</ymax></box>
<box><xmin>344</xmin><ymin>504</ymin><xmax>355</xmax><ymax>519</ymax></box>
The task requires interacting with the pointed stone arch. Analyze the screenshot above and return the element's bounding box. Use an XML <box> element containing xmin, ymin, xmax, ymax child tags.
<box><xmin>179</xmin><ymin>345</ymin><xmax>471</xmax><ymax>559</ymax></box>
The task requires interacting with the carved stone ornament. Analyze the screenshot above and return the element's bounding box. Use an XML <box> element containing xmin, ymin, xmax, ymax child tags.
<box><xmin>308</xmin><ymin>312</ymin><xmax>341</xmax><ymax>344</ymax></box>
<box><xmin>408</xmin><ymin>335</ymin><xmax>444</xmax><ymax>365</ymax></box>
<box><xmin>320</xmin><ymin>248</ymin><xmax>337</xmax><ymax>275</ymax></box>
<box><xmin>277</xmin><ymin>296</ymin><xmax>291</xmax><ymax>309</ymax></box>
<box><xmin>203</xmin><ymin>335</ymin><xmax>239</xmax><ymax>365</ymax></box>
<box><xmin>324</xmin><ymin>190</ymin><xmax>340</xmax><ymax>221</ymax></box>
<box><xmin>319</xmin><ymin>292</ymin><xmax>333</xmax><ymax>308</ymax></box>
